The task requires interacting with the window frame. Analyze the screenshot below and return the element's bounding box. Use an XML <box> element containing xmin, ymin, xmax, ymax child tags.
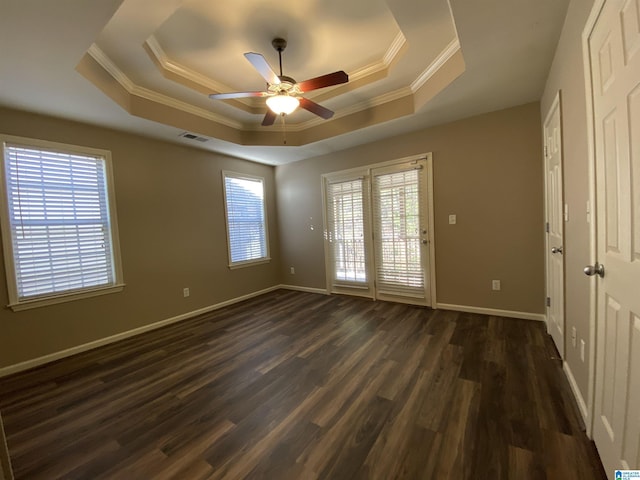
<box><xmin>222</xmin><ymin>171</ymin><xmax>270</xmax><ymax>269</ymax></box>
<box><xmin>0</xmin><ymin>135</ymin><xmax>125</xmax><ymax>311</ymax></box>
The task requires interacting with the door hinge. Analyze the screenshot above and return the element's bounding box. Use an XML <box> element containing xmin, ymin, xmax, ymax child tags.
<box><xmin>545</xmin><ymin>222</ymin><xmax>550</xmax><ymax>233</ymax></box>
<box><xmin>546</xmin><ymin>296</ymin><xmax>551</xmax><ymax>307</ymax></box>
<box><xmin>544</xmin><ymin>145</ymin><xmax>548</xmax><ymax>158</ymax></box>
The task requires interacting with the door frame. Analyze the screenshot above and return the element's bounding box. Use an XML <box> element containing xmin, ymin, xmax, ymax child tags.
<box><xmin>581</xmin><ymin>0</ymin><xmax>607</xmax><ymax>439</ymax></box>
<box><xmin>321</xmin><ymin>153</ymin><xmax>437</xmax><ymax>306</ymax></box>
<box><xmin>543</xmin><ymin>91</ymin><xmax>566</xmax><ymax>358</ymax></box>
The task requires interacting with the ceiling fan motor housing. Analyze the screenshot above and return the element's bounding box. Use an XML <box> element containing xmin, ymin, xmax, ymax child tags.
<box><xmin>271</xmin><ymin>37</ymin><xmax>288</xmax><ymax>52</ymax></box>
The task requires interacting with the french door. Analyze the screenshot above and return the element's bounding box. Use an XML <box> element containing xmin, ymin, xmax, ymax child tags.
<box><xmin>323</xmin><ymin>154</ymin><xmax>434</xmax><ymax>306</ymax></box>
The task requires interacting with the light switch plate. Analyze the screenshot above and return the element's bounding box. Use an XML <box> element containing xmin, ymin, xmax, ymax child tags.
<box><xmin>448</xmin><ymin>214</ymin><xmax>456</xmax><ymax>225</ymax></box>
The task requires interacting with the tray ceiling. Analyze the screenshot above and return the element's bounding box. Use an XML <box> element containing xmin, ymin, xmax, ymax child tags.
<box><xmin>0</xmin><ymin>0</ymin><xmax>570</xmax><ymax>164</ymax></box>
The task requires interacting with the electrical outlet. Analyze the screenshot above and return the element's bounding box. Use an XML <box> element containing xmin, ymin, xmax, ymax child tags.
<box><xmin>449</xmin><ymin>214</ymin><xmax>457</xmax><ymax>225</ymax></box>
<box><xmin>183</xmin><ymin>287</ymin><xmax>190</xmax><ymax>298</ymax></box>
<box><xmin>492</xmin><ymin>280</ymin><xmax>501</xmax><ymax>291</ymax></box>
<box><xmin>290</xmin><ymin>267</ymin><xmax>295</xmax><ymax>275</ymax></box>
<box><xmin>571</xmin><ymin>327</ymin><xmax>577</xmax><ymax>348</ymax></box>
<box><xmin>580</xmin><ymin>340</ymin><xmax>585</xmax><ymax>362</ymax></box>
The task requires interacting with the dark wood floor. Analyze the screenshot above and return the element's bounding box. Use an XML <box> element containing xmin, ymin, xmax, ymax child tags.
<box><xmin>0</xmin><ymin>290</ymin><xmax>606</xmax><ymax>479</ymax></box>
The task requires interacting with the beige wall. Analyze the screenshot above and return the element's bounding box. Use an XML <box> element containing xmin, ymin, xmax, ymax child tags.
<box><xmin>0</xmin><ymin>101</ymin><xmax>546</xmax><ymax>370</ymax></box>
<box><xmin>541</xmin><ymin>0</ymin><xmax>595</xmax><ymax>406</ymax></box>
<box><xmin>276</xmin><ymin>102</ymin><xmax>545</xmax><ymax>315</ymax></box>
<box><xmin>0</xmin><ymin>107</ymin><xmax>281</xmax><ymax>369</ymax></box>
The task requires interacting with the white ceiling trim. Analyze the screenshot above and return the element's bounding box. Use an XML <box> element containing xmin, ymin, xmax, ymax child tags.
<box><xmin>88</xmin><ymin>44</ymin><xmax>136</xmax><ymax>92</ymax></box>
<box><xmin>87</xmin><ymin>42</ymin><xmax>415</xmax><ymax>134</ymax></box>
<box><xmin>145</xmin><ymin>31</ymin><xmax>406</xmax><ymax>103</ymax></box>
<box><xmin>410</xmin><ymin>37</ymin><xmax>460</xmax><ymax>92</ymax></box>
<box><xmin>87</xmin><ymin>44</ymin><xmax>244</xmax><ymax>129</ymax></box>
<box><xmin>275</xmin><ymin>38</ymin><xmax>460</xmax><ymax>132</ymax></box>
<box><xmin>348</xmin><ymin>30</ymin><xmax>406</xmax><ymax>82</ymax></box>
<box><xmin>144</xmin><ymin>36</ymin><xmax>250</xmax><ymax>104</ymax></box>
<box><xmin>86</xmin><ymin>33</ymin><xmax>458</xmax><ymax>135</ymax></box>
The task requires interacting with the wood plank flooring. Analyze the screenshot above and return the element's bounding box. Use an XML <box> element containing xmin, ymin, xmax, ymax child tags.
<box><xmin>0</xmin><ymin>290</ymin><xmax>606</xmax><ymax>479</ymax></box>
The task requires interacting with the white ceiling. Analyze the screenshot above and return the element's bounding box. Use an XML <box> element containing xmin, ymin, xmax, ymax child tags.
<box><xmin>0</xmin><ymin>0</ymin><xmax>569</xmax><ymax>165</ymax></box>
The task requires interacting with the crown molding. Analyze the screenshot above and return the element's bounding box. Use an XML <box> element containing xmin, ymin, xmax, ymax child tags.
<box><xmin>145</xmin><ymin>36</ymin><xmax>250</xmax><ymax>103</ymax></box>
<box><xmin>88</xmin><ymin>44</ymin><xmax>135</xmax><ymax>92</ymax></box>
<box><xmin>87</xmin><ymin>44</ymin><xmax>243</xmax><ymax>129</ymax></box>
<box><xmin>146</xmin><ymin>32</ymin><xmax>406</xmax><ymax>106</ymax></box>
<box><xmin>349</xmin><ymin>30</ymin><xmax>406</xmax><ymax>82</ymax></box>
<box><xmin>411</xmin><ymin>37</ymin><xmax>461</xmax><ymax>92</ymax></box>
<box><xmin>86</xmin><ymin>33</ymin><xmax>460</xmax><ymax>138</ymax></box>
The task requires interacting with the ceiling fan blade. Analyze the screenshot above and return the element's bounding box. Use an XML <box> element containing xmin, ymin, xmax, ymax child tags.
<box><xmin>209</xmin><ymin>91</ymin><xmax>266</xmax><ymax>100</ymax></box>
<box><xmin>262</xmin><ymin>109</ymin><xmax>277</xmax><ymax>126</ymax></box>
<box><xmin>297</xmin><ymin>71</ymin><xmax>348</xmax><ymax>92</ymax></box>
<box><xmin>244</xmin><ymin>52</ymin><xmax>281</xmax><ymax>85</ymax></box>
<box><xmin>299</xmin><ymin>97</ymin><xmax>334</xmax><ymax>119</ymax></box>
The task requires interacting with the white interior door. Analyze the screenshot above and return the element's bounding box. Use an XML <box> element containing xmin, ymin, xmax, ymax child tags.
<box><xmin>544</xmin><ymin>93</ymin><xmax>566</xmax><ymax>357</ymax></box>
<box><xmin>371</xmin><ymin>160</ymin><xmax>432</xmax><ymax>305</ymax></box>
<box><xmin>589</xmin><ymin>0</ymin><xmax>640</xmax><ymax>472</ymax></box>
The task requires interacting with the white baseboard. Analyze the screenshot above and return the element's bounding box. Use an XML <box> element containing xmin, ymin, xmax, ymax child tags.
<box><xmin>0</xmin><ymin>285</ymin><xmax>282</xmax><ymax>378</ymax></box>
<box><xmin>563</xmin><ymin>361</ymin><xmax>590</xmax><ymax>426</ymax></box>
<box><xmin>0</xmin><ymin>289</ymin><xmax>545</xmax><ymax>378</ymax></box>
<box><xmin>435</xmin><ymin>303</ymin><xmax>546</xmax><ymax>322</ymax></box>
<box><xmin>279</xmin><ymin>284</ymin><xmax>329</xmax><ymax>295</ymax></box>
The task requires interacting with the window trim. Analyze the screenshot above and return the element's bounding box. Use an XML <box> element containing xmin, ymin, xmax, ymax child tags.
<box><xmin>0</xmin><ymin>134</ymin><xmax>125</xmax><ymax>311</ymax></box>
<box><xmin>222</xmin><ymin>171</ymin><xmax>270</xmax><ymax>269</ymax></box>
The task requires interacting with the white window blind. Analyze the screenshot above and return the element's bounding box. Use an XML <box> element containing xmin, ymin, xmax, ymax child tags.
<box><xmin>372</xmin><ymin>168</ymin><xmax>424</xmax><ymax>297</ymax></box>
<box><xmin>223</xmin><ymin>172</ymin><xmax>269</xmax><ymax>266</ymax></box>
<box><xmin>326</xmin><ymin>178</ymin><xmax>367</xmax><ymax>284</ymax></box>
<box><xmin>1</xmin><ymin>141</ymin><xmax>119</xmax><ymax>303</ymax></box>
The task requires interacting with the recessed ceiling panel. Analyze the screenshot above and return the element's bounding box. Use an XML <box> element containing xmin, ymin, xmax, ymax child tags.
<box><xmin>154</xmin><ymin>0</ymin><xmax>401</xmax><ymax>93</ymax></box>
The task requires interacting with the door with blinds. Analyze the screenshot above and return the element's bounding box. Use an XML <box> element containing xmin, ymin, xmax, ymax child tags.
<box><xmin>323</xmin><ymin>155</ymin><xmax>434</xmax><ymax>306</ymax></box>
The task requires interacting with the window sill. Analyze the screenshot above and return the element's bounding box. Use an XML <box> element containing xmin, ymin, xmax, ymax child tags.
<box><xmin>228</xmin><ymin>258</ymin><xmax>271</xmax><ymax>270</ymax></box>
<box><xmin>8</xmin><ymin>284</ymin><xmax>125</xmax><ymax>312</ymax></box>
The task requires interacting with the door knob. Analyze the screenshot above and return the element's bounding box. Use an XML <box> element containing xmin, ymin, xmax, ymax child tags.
<box><xmin>584</xmin><ymin>263</ymin><xmax>605</xmax><ymax>278</ymax></box>
<box><xmin>551</xmin><ymin>246</ymin><xmax>563</xmax><ymax>254</ymax></box>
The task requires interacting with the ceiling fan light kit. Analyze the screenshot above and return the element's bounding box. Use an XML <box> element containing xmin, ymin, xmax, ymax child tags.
<box><xmin>266</xmin><ymin>94</ymin><xmax>300</xmax><ymax>115</ymax></box>
<box><xmin>209</xmin><ymin>37</ymin><xmax>349</xmax><ymax>126</ymax></box>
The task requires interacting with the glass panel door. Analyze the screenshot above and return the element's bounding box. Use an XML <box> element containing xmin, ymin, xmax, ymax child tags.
<box><xmin>372</xmin><ymin>160</ymin><xmax>430</xmax><ymax>303</ymax></box>
<box><xmin>323</xmin><ymin>155</ymin><xmax>433</xmax><ymax>305</ymax></box>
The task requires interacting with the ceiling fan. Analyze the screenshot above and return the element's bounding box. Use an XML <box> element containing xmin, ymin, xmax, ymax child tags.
<box><xmin>208</xmin><ymin>38</ymin><xmax>349</xmax><ymax>126</ymax></box>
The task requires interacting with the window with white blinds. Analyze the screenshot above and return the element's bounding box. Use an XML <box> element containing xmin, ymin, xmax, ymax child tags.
<box><xmin>0</xmin><ymin>136</ymin><xmax>123</xmax><ymax>310</ymax></box>
<box><xmin>222</xmin><ymin>172</ymin><xmax>269</xmax><ymax>267</ymax></box>
<box><xmin>372</xmin><ymin>167</ymin><xmax>424</xmax><ymax>297</ymax></box>
<box><xmin>325</xmin><ymin>178</ymin><xmax>367</xmax><ymax>284</ymax></box>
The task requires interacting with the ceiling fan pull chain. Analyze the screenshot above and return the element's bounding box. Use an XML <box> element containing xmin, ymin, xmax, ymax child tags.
<box><xmin>281</xmin><ymin>113</ymin><xmax>287</xmax><ymax>145</ymax></box>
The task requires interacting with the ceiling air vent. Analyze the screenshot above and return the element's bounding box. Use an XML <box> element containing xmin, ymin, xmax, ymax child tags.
<box><xmin>179</xmin><ymin>132</ymin><xmax>209</xmax><ymax>143</ymax></box>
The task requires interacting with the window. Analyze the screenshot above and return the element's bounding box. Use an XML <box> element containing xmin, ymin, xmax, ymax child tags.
<box><xmin>222</xmin><ymin>171</ymin><xmax>269</xmax><ymax>267</ymax></box>
<box><xmin>0</xmin><ymin>135</ymin><xmax>124</xmax><ymax>310</ymax></box>
<box><xmin>325</xmin><ymin>178</ymin><xmax>368</xmax><ymax>284</ymax></box>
